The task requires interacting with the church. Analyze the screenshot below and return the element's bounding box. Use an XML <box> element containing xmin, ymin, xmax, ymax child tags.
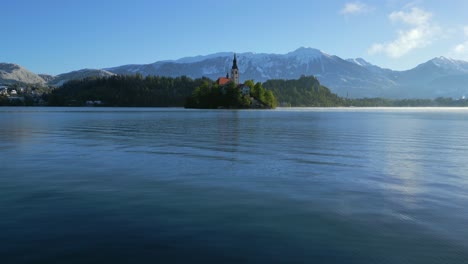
<box><xmin>216</xmin><ymin>54</ymin><xmax>250</xmax><ymax>96</ymax></box>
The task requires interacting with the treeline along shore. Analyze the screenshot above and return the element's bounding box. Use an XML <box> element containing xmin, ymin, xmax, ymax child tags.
<box><xmin>2</xmin><ymin>74</ymin><xmax>468</xmax><ymax>107</ymax></box>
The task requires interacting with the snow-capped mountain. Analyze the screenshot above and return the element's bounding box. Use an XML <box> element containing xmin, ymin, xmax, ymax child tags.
<box><xmin>429</xmin><ymin>56</ymin><xmax>468</xmax><ymax>72</ymax></box>
<box><xmin>391</xmin><ymin>57</ymin><xmax>468</xmax><ymax>98</ymax></box>
<box><xmin>0</xmin><ymin>64</ymin><xmax>116</xmax><ymax>87</ymax></box>
<box><xmin>106</xmin><ymin>48</ymin><xmax>399</xmax><ymax>98</ymax></box>
<box><xmin>48</xmin><ymin>69</ymin><xmax>115</xmax><ymax>87</ymax></box>
<box><xmin>346</xmin><ymin>58</ymin><xmax>393</xmax><ymax>75</ymax></box>
<box><xmin>0</xmin><ymin>63</ymin><xmax>45</xmax><ymax>85</ymax></box>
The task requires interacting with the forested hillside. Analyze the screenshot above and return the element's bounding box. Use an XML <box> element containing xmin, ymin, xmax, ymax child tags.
<box><xmin>263</xmin><ymin>76</ymin><xmax>344</xmax><ymax>106</ymax></box>
<box><xmin>48</xmin><ymin>74</ymin><xmax>205</xmax><ymax>106</ymax></box>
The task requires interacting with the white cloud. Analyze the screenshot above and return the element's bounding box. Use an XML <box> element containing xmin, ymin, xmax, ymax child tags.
<box><xmin>451</xmin><ymin>26</ymin><xmax>468</xmax><ymax>57</ymax></box>
<box><xmin>340</xmin><ymin>2</ymin><xmax>370</xmax><ymax>15</ymax></box>
<box><xmin>368</xmin><ymin>43</ymin><xmax>384</xmax><ymax>54</ymax></box>
<box><xmin>368</xmin><ymin>8</ymin><xmax>439</xmax><ymax>58</ymax></box>
<box><xmin>389</xmin><ymin>7</ymin><xmax>431</xmax><ymax>26</ymax></box>
<box><xmin>453</xmin><ymin>43</ymin><xmax>467</xmax><ymax>54</ymax></box>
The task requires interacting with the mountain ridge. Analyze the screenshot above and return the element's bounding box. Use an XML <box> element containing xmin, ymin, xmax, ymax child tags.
<box><xmin>48</xmin><ymin>69</ymin><xmax>115</xmax><ymax>87</ymax></box>
<box><xmin>0</xmin><ymin>63</ymin><xmax>46</xmax><ymax>85</ymax></box>
<box><xmin>2</xmin><ymin>47</ymin><xmax>468</xmax><ymax>99</ymax></box>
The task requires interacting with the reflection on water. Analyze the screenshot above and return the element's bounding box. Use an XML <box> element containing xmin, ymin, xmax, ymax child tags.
<box><xmin>1</xmin><ymin>107</ymin><xmax>468</xmax><ymax>263</ymax></box>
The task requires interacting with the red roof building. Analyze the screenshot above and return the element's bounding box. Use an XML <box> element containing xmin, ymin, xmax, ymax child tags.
<box><xmin>217</xmin><ymin>77</ymin><xmax>231</xmax><ymax>86</ymax></box>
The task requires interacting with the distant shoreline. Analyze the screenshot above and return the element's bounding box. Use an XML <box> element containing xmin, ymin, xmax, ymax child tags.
<box><xmin>2</xmin><ymin>106</ymin><xmax>468</xmax><ymax>110</ymax></box>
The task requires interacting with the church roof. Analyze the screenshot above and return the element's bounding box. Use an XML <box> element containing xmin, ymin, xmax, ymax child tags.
<box><xmin>217</xmin><ymin>77</ymin><xmax>231</xmax><ymax>86</ymax></box>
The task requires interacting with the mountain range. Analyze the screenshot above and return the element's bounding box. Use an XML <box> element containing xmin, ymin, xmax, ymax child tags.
<box><xmin>2</xmin><ymin>47</ymin><xmax>468</xmax><ymax>99</ymax></box>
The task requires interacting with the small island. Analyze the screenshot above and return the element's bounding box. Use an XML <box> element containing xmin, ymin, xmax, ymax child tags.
<box><xmin>185</xmin><ymin>54</ymin><xmax>277</xmax><ymax>109</ymax></box>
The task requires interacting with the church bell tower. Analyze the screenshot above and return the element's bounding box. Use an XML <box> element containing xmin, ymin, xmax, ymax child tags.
<box><xmin>231</xmin><ymin>53</ymin><xmax>239</xmax><ymax>85</ymax></box>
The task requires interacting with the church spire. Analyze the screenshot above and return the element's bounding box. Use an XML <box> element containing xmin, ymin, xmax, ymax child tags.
<box><xmin>230</xmin><ymin>53</ymin><xmax>239</xmax><ymax>85</ymax></box>
<box><xmin>232</xmin><ymin>53</ymin><xmax>238</xmax><ymax>70</ymax></box>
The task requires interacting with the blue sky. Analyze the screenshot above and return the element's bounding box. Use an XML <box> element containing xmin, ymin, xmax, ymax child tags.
<box><xmin>3</xmin><ymin>0</ymin><xmax>468</xmax><ymax>75</ymax></box>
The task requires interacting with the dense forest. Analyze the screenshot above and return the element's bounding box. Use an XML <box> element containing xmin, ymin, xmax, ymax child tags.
<box><xmin>47</xmin><ymin>74</ymin><xmax>279</xmax><ymax>108</ymax></box>
<box><xmin>47</xmin><ymin>75</ymin><xmax>333</xmax><ymax>108</ymax></box>
<box><xmin>48</xmin><ymin>74</ymin><xmax>205</xmax><ymax>106</ymax></box>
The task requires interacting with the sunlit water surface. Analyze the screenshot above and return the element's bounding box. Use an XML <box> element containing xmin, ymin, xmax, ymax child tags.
<box><xmin>1</xmin><ymin>107</ymin><xmax>468</xmax><ymax>263</ymax></box>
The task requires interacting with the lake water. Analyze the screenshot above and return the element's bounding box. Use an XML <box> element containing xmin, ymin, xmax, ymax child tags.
<box><xmin>1</xmin><ymin>107</ymin><xmax>468</xmax><ymax>263</ymax></box>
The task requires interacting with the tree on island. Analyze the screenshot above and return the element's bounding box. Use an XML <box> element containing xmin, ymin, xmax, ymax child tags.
<box><xmin>185</xmin><ymin>80</ymin><xmax>277</xmax><ymax>109</ymax></box>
